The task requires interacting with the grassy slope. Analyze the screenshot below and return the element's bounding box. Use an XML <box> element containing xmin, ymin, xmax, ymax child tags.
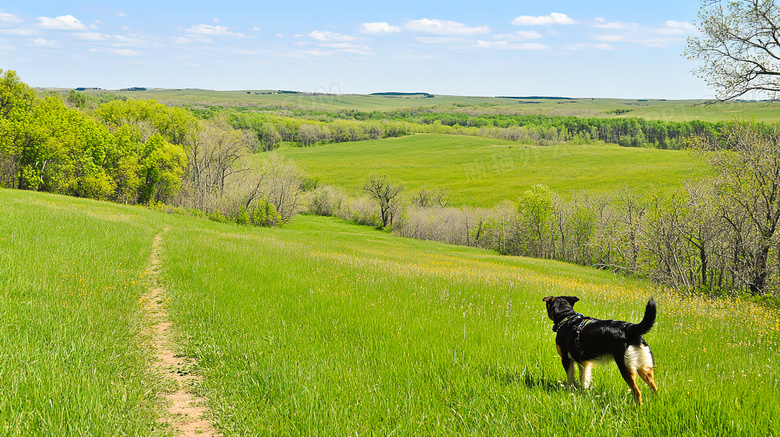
<box><xmin>4</xmin><ymin>189</ymin><xmax>777</xmax><ymax>435</ymax></box>
<box><xmin>0</xmin><ymin>190</ymin><xmax>169</xmax><ymax>435</ymax></box>
<box><xmin>275</xmin><ymin>134</ymin><xmax>709</xmax><ymax>207</ymax></box>
<box><xmin>160</xmin><ymin>204</ymin><xmax>780</xmax><ymax>435</ymax></box>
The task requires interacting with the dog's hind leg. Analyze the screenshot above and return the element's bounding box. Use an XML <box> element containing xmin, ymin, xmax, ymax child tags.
<box><xmin>629</xmin><ymin>345</ymin><xmax>657</xmax><ymax>394</ymax></box>
<box><xmin>615</xmin><ymin>356</ymin><xmax>643</xmax><ymax>405</ymax></box>
<box><xmin>637</xmin><ymin>366</ymin><xmax>658</xmax><ymax>393</ymax></box>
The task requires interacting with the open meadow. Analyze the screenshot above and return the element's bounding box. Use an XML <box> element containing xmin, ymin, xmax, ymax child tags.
<box><xmin>274</xmin><ymin>134</ymin><xmax>709</xmax><ymax>207</ymax></box>
<box><xmin>2</xmin><ymin>189</ymin><xmax>778</xmax><ymax>435</ymax></box>
<box><xmin>76</xmin><ymin>88</ymin><xmax>780</xmax><ymax>122</ymax></box>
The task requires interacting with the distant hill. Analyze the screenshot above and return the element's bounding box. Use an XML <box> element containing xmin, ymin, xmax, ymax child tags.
<box><xmin>496</xmin><ymin>96</ymin><xmax>575</xmax><ymax>100</ymax></box>
<box><xmin>370</xmin><ymin>92</ymin><xmax>434</xmax><ymax>98</ymax></box>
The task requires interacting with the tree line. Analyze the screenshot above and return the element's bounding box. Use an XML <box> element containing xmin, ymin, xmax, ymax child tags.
<box><xmin>0</xmin><ymin>69</ymin><xmax>304</xmax><ymax>226</ymax></box>
<box><xmin>199</xmin><ymin>105</ymin><xmax>734</xmax><ymax>150</ymax></box>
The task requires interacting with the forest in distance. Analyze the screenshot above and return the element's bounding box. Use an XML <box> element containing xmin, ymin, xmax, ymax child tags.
<box><xmin>2</xmin><ymin>68</ymin><xmax>780</xmax><ymax>300</ymax></box>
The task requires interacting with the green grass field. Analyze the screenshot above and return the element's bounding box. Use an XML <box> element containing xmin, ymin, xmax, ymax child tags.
<box><xmin>0</xmin><ymin>191</ymin><xmax>167</xmax><ymax>435</ymax></box>
<box><xmin>274</xmin><ymin>134</ymin><xmax>709</xmax><ymax>207</ymax></box>
<box><xmin>69</xmin><ymin>87</ymin><xmax>780</xmax><ymax>122</ymax></box>
<box><xmin>3</xmin><ymin>189</ymin><xmax>778</xmax><ymax>435</ymax></box>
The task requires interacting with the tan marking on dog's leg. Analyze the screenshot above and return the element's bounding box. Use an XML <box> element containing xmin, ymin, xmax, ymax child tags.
<box><xmin>620</xmin><ymin>368</ymin><xmax>643</xmax><ymax>405</ymax></box>
<box><xmin>579</xmin><ymin>361</ymin><xmax>595</xmax><ymax>389</ymax></box>
<box><xmin>566</xmin><ymin>360</ymin><xmax>577</xmax><ymax>388</ymax></box>
<box><xmin>556</xmin><ymin>344</ymin><xmax>563</xmax><ymax>358</ymax></box>
<box><xmin>637</xmin><ymin>367</ymin><xmax>658</xmax><ymax>393</ymax></box>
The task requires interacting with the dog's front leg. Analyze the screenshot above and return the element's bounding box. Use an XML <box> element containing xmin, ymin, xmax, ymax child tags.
<box><xmin>579</xmin><ymin>361</ymin><xmax>594</xmax><ymax>389</ymax></box>
<box><xmin>565</xmin><ymin>359</ymin><xmax>577</xmax><ymax>388</ymax></box>
<box><xmin>567</xmin><ymin>362</ymin><xmax>577</xmax><ymax>388</ymax></box>
<box><xmin>557</xmin><ymin>344</ymin><xmax>577</xmax><ymax>388</ymax></box>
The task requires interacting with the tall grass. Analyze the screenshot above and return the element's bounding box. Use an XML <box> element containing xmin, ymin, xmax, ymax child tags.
<box><xmin>0</xmin><ymin>191</ymin><xmax>169</xmax><ymax>435</ymax></box>
<box><xmin>161</xmin><ymin>214</ymin><xmax>779</xmax><ymax>436</ymax></box>
<box><xmin>2</xmin><ymin>190</ymin><xmax>778</xmax><ymax>435</ymax></box>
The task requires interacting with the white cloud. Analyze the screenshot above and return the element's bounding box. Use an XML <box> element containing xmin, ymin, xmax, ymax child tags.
<box><xmin>494</xmin><ymin>30</ymin><xmax>544</xmax><ymax>41</ymax></box>
<box><xmin>512</xmin><ymin>13</ymin><xmax>574</xmax><ymax>26</ymax></box>
<box><xmin>414</xmin><ymin>36</ymin><xmax>471</xmax><ymax>45</ymax></box>
<box><xmin>74</xmin><ymin>32</ymin><xmax>111</xmax><ymax>41</ymax></box>
<box><xmin>91</xmin><ymin>47</ymin><xmax>141</xmax><ymax>56</ymax></box>
<box><xmin>109</xmin><ymin>48</ymin><xmax>141</xmax><ymax>56</ymax></box>
<box><xmin>566</xmin><ymin>42</ymin><xmax>615</xmax><ymax>51</ymax></box>
<box><xmin>592</xmin><ymin>20</ymin><xmax>694</xmax><ymax>48</ymax></box>
<box><xmin>185</xmin><ymin>24</ymin><xmax>247</xmax><ymax>39</ymax></box>
<box><xmin>657</xmin><ymin>20</ymin><xmax>696</xmax><ymax>35</ymax></box>
<box><xmin>114</xmin><ymin>35</ymin><xmax>146</xmax><ymax>46</ymax></box>
<box><xmin>329</xmin><ymin>42</ymin><xmax>371</xmax><ymax>55</ymax></box>
<box><xmin>31</xmin><ymin>38</ymin><xmax>60</xmax><ymax>48</ymax></box>
<box><xmin>0</xmin><ymin>12</ymin><xmax>22</xmax><ymax>23</ymax></box>
<box><xmin>405</xmin><ymin>18</ymin><xmax>490</xmax><ymax>36</ymax></box>
<box><xmin>309</xmin><ymin>30</ymin><xmax>355</xmax><ymax>42</ymax></box>
<box><xmin>360</xmin><ymin>22</ymin><xmax>400</xmax><ymax>34</ymax></box>
<box><xmin>476</xmin><ymin>40</ymin><xmax>548</xmax><ymax>50</ymax></box>
<box><xmin>0</xmin><ymin>28</ymin><xmax>38</xmax><ymax>37</ymax></box>
<box><xmin>37</xmin><ymin>15</ymin><xmax>88</xmax><ymax>31</ymax></box>
<box><xmin>187</xmin><ymin>24</ymin><xmax>233</xmax><ymax>36</ymax></box>
<box><xmin>595</xmin><ymin>21</ymin><xmax>637</xmax><ymax>30</ymax></box>
<box><xmin>595</xmin><ymin>34</ymin><xmax>625</xmax><ymax>42</ymax></box>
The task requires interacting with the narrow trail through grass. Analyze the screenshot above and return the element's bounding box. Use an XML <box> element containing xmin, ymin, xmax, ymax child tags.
<box><xmin>140</xmin><ymin>228</ymin><xmax>217</xmax><ymax>436</ymax></box>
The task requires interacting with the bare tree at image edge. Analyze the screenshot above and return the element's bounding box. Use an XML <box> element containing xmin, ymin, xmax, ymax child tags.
<box><xmin>686</xmin><ymin>0</ymin><xmax>780</xmax><ymax>101</ymax></box>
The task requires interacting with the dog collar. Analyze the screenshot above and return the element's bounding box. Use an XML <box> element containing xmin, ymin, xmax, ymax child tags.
<box><xmin>552</xmin><ymin>313</ymin><xmax>583</xmax><ymax>332</ymax></box>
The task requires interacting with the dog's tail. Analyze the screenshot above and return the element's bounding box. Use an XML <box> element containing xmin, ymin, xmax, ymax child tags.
<box><xmin>627</xmin><ymin>297</ymin><xmax>656</xmax><ymax>339</ymax></box>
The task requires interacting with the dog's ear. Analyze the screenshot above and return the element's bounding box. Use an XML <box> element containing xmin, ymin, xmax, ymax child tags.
<box><xmin>542</xmin><ymin>296</ymin><xmax>554</xmax><ymax>303</ymax></box>
<box><xmin>565</xmin><ymin>296</ymin><xmax>579</xmax><ymax>306</ymax></box>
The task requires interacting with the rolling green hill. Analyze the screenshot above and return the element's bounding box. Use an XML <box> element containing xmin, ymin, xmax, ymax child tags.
<box><xmin>274</xmin><ymin>134</ymin><xmax>708</xmax><ymax>207</ymax></box>
<box><xmin>68</xmin><ymin>87</ymin><xmax>780</xmax><ymax>122</ymax></box>
<box><xmin>2</xmin><ymin>189</ymin><xmax>778</xmax><ymax>435</ymax></box>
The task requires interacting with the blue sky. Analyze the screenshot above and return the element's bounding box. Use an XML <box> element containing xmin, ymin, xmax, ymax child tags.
<box><xmin>0</xmin><ymin>1</ymin><xmax>711</xmax><ymax>98</ymax></box>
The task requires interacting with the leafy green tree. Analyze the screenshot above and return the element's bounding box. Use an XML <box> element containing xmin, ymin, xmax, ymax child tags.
<box><xmin>138</xmin><ymin>135</ymin><xmax>187</xmax><ymax>204</ymax></box>
<box><xmin>94</xmin><ymin>99</ymin><xmax>195</xmax><ymax>145</ymax></box>
<box><xmin>0</xmin><ymin>70</ymin><xmax>37</xmax><ymax>188</ymax></box>
<box><xmin>66</xmin><ymin>90</ymin><xmax>87</xmax><ymax>109</ymax></box>
<box><xmin>517</xmin><ymin>184</ymin><xmax>555</xmax><ymax>258</ymax></box>
<box><xmin>0</xmin><ymin>69</ymin><xmax>35</xmax><ymax>118</ymax></box>
<box><xmin>252</xmin><ymin>198</ymin><xmax>281</xmax><ymax>227</ymax></box>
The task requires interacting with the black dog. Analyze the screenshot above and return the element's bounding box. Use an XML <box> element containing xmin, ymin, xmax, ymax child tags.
<box><xmin>542</xmin><ymin>296</ymin><xmax>658</xmax><ymax>404</ymax></box>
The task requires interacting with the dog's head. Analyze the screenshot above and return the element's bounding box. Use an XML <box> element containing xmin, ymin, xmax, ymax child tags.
<box><xmin>542</xmin><ymin>296</ymin><xmax>579</xmax><ymax>321</ymax></box>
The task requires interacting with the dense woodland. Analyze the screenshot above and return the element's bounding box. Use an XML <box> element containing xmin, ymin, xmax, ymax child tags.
<box><xmin>218</xmin><ymin>106</ymin><xmax>729</xmax><ymax>151</ymax></box>
<box><xmin>2</xmin><ymin>68</ymin><xmax>779</xmax><ymax>299</ymax></box>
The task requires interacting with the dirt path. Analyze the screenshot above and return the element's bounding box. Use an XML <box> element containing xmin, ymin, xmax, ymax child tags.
<box><xmin>141</xmin><ymin>228</ymin><xmax>218</xmax><ymax>436</ymax></box>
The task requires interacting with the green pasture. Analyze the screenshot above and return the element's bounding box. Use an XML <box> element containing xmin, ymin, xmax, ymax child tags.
<box><xmin>275</xmin><ymin>134</ymin><xmax>709</xmax><ymax>207</ymax></box>
<box><xmin>620</xmin><ymin>99</ymin><xmax>780</xmax><ymax>123</ymax></box>
<box><xmin>2</xmin><ymin>189</ymin><xmax>778</xmax><ymax>435</ymax></box>
<box><xmin>70</xmin><ymin>87</ymin><xmax>780</xmax><ymax>122</ymax></box>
